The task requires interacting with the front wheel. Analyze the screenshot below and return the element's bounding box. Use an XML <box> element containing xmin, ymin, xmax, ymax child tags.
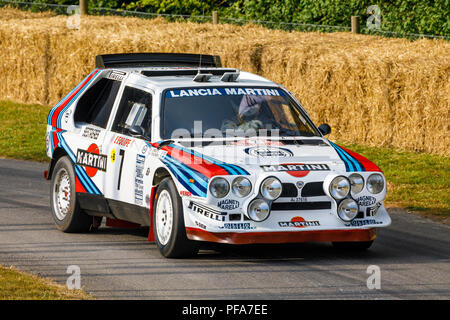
<box><xmin>153</xmin><ymin>178</ymin><xmax>199</xmax><ymax>258</ymax></box>
<box><xmin>332</xmin><ymin>240</ymin><xmax>374</xmax><ymax>251</ymax></box>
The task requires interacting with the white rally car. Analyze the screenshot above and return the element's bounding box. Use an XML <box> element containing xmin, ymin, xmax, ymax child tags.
<box><xmin>45</xmin><ymin>53</ymin><xmax>391</xmax><ymax>258</ymax></box>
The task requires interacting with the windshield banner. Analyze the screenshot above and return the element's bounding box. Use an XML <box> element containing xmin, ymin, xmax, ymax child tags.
<box><xmin>166</xmin><ymin>88</ymin><xmax>285</xmax><ymax>98</ymax></box>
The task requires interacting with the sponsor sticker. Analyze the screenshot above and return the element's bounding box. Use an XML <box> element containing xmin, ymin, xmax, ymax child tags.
<box><xmin>261</xmin><ymin>163</ymin><xmax>330</xmax><ymax>177</ymax></box>
<box><xmin>110</xmin><ymin>149</ymin><xmax>116</xmax><ymax>163</ymax></box>
<box><xmin>180</xmin><ymin>190</ymin><xmax>192</xmax><ymax>197</ymax></box>
<box><xmin>217</xmin><ymin>199</ymin><xmax>239</xmax><ymax>210</ymax></box>
<box><xmin>113</xmin><ymin>135</ymin><xmax>133</xmax><ymax>148</ymax></box>
<box><xmin>64</xmin><ymin>109</ymin><xmax>72</xmax><ymax>124</ymax></box>
<box><xmin>76</xmin><ymin>144</ymin><xmax>107</xmax><ymax>177</ymax></box>
<box><xmin>347</xmin><ymin>219</ymin><xmax>383</xmax><ymax>227</ymax></box>
<box><xmin>278</xmin><ymin>216</ymin><xmax>320</xmax><ymax>228</ymax></box>
<box><xmin>245</xmin><ymin>147</ymin><xmax>293</xmax><ymax>157</ymax></box>
<box><xmin>82</xmin><ymin>127</ymin><xmax>100</xmax><ymax>140</ymax></box>
<box><xmin>219</xmin><ymin>223</ymin><xmax>255</xmax><ymax>230</ymax></box>
<box><xmin>135</xmin><ymin>154</ymin><xmax>145</xmax><ymax>205</ymax></box>
<box><xmin>357</xmin><ymin>196</ymin><xmax>377</xmax><ymax>207</ymax></box>
<box><xmin>188</xmin><ymin>201</ymin><xmax>226</xmax><ymax>222</ymax></box>
<box><xmin>166</xmin><ymin>87</ymin><xmax>284</xmax><ymax>98</ymax></box>
<box><xmin>195</xmin><ymin>220</ymin><xmax>207</xmax><ymax>230</ymax></box>
<box><xmin>108</xmin><ymin>70</ymin><xmax>126</xmax><ymax>81</ymax></box>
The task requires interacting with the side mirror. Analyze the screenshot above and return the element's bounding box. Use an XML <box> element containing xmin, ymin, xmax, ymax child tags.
<box><xmin>128</xmin><ymin>126</ymin><xmax>144</xmax><ymax>137</ymax></box>
<box><xmin>318</xmin><ymin>123</ymin><xmax>331</xmax><ymax>136</ymax></box>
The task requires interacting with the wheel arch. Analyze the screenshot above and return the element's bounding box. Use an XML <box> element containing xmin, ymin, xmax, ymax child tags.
<box><xmin>46</xmin><ymin>147</ymin><xmax>70</xmax><ymax>180</ymax></box>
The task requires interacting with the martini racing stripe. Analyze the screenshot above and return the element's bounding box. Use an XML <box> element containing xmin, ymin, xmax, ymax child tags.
<box><xmin>165</xmin><ymin>143</ymin><xmax>249</xmax><ymax>176</ymax></box>
<box><xmin>56</xmin><ymin>132</ymin><xmax>102</xmax><ymax>195</ymax></box>
<box><xmin>163</xmin><ymin>160</ymin><xmax>207</xmax><ymax>197</ymax></box>
<box><xmin>327</xmin><ymin>141</ymin><xmax>381</xmax><ymax>172</ymax></box>
<box><xmin>48</xmin><ymin>69</ymin><xmax>101</xmax><ymax>128</ymax></box>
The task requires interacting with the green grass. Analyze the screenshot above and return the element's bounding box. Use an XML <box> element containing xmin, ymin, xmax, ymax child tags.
<box><xmin>0</xmin><ymin>265</ymin><xmax>92</xmax><ymax>300</ymax></box>
<box><xmin>0</xmin><ymin>100</ymin><xmax>49</xmax><ymax>161</ymax></box>
<box><xmin>0</xmin><ymin>100</ymin><xmax>448</xmax><ymax>220</ymax></box>
<box><xmin>340</xmin><ymin>143</ymin><xmax>450</xmax><ymax>219</ymax></box>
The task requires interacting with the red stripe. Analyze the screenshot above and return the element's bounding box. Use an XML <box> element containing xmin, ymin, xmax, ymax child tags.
<box><xmin>160</xmin><ymin>145</ymin><xmax>229</xmax><ymax>178</ymax></box>
<box><xmin>338</xmin><ymin>145</ymin><xmax>382</xmax><ymax>173</ymax></box>
<box><xmin>148</xmin><ymin>186</ymin><xmax>157</xmax><ymax>242</ymax></box>
<box><xmin>51</xmin><ymin>69</ymin><xmax>100</xmax><ymax>127</ymax></box>
<box><xmin>75</xmin><ymin>177</ymin><xmax>86</xmax><ymax>193</ymax></box>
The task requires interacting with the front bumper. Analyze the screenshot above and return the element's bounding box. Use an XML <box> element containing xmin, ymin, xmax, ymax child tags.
<box><xmin>186</xmin><ymin>227</ymin><xmax>377</xmax><ymax>245</ymax></box>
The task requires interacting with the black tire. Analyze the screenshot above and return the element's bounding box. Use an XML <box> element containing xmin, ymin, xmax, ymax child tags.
<box><xmin>153</xmin><ymin>178</ymin><xmax>199</xmax><ymax>258</ymax></box>
<box><xmin>332</xmin><ymin>240</ymin><xmax>374</xmax><ymax>251</ymax></box>
<box><xmin>50</xmin><ymin>156</ymin><xmax>92</xmax><ymax>233</ymax></box>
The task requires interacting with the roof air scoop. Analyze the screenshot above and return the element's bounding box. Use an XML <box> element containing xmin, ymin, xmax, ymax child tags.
<box><xmin>193</xmin><ymin>73</ymin><xmax>213</xmax><ymax>82</ymax></box>
<box><xmin>220</xmin><ymin>72</ymin><xmax>240</xmax><ymax>82</ymax></box>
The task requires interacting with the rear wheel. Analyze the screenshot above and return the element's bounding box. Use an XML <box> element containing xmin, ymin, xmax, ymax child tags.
<box><xmin>50</xmin><ymin>156</ymin><xmax>92</xmax><ymax>233</ymax></box>
<box><xmin>332</xmin><ymin>240</ymin><xmax>374</xmax><ymax>251</ymax></box>
<box><xmin>153</xmin><ymin>178</ymin><xmax>199</xmax><ymax>258</ymax></box>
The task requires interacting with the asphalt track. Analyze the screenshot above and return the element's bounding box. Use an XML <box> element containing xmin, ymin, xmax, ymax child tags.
<box><xmin>0</xmin><ymin>158</ymin><xmax>449</xmax><ymax>299</ymax></box>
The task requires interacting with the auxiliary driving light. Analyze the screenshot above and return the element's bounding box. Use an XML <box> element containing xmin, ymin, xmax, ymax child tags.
<box><xmin>337</xmin><ymin>198</ymin><xmax>359</xmax><ymax>222</ymax></box>
<box><xmin>366</xmin><ymin>174</ymin><xmax>384</xmax><ymax>194</ymax></box>
<box><xmin>248</xmin><ymin>199</ymin><xmax>270</xmax><ymax>222</ymax></box>
<box><xmin>349</xmin><ymin>173</ymin><xmax>364</xmax><ymax>194</ymax></box>
<box><xmin>329</xmin><ymin>176</ymin><xmax>350</xmax><ymax>200</ymax></box>
<box><xmin>209</xmin><ymin>177</ymin><xmax>230</xmax><ymax>198</ymax></box>
<box><xmin>260</xmin><ymin>177</ymin><xmax>282</xmax><ymax>200</ymax></box>
<box><xmin>232</xmin><ymin>177</ymin><xmax>252</xmax><ymax>197</ymax></box>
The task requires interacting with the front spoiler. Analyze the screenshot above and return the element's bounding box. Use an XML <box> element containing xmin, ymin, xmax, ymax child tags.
<box><xmin>185</xmin><ymin>227</ymin><xmax>377</xmax><ymax>245</ymax></box>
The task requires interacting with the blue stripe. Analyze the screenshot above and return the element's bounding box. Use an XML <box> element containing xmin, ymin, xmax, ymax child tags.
<box><xmin>329</xmin><ymin>141</ymin><xmax>354</xmax><ymax>172</ymax></box>
<box><xmin>57</xmin><ymin>132</ymin><xmax>101</xmax><ymax>195</ymax></box>
<box><xmin>163</xmin><ymin>155</ymin><xmax>208</xmax><ymax>190</ymax></box>
<box><xmin>74</xmin><ymin>165</ymin><xmax>94</xmax><ymax>194</ymax></box>
<box><xmin>163</xmin><ymin>161</ymin><xmax>207</xmax><ymax>197</ymax></box>
<box><xmin>339</xmin><ymin>147</ymin><xmax>364</xmax><ymax>172</ymax></box>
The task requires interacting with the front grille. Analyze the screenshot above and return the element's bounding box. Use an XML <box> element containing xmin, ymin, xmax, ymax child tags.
<box><xmin>280</xmin><ymin>183</ymin><xmax>298</xmax><ymax>197</ymax></box>
<box><xmin>301</xmin><ymin>182</ymin><xmax>326</xmax><ymax>197</ymax></box>
<box><xmin>271</xmin><ymin>201</ymin><xmax>332</xmax><ymax>211</ymax></box>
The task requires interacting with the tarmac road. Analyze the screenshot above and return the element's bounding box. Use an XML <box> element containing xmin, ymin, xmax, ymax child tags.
<box><xmin>0</xmin><ymin>158</ymin><xmax>449</xmax><ymax>299</ymax></box>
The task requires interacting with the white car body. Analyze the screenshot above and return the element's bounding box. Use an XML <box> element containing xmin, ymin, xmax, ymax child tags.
<box><xmin>46</xmin><ymin>53</ymin><xmax>390</xmax><ymax>247</ymax></box>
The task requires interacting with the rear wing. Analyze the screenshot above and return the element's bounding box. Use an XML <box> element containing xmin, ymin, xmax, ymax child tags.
<box><xmin>95</xmin><ymin>53</ymin><xmax>222</xmax><ymax>68</ymax></box>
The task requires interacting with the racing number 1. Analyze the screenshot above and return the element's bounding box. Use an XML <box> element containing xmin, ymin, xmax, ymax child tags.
<box><xmin>117</xmin><ymin>149</ymin><xmax>125</xmax><ymax>190</ymax></box>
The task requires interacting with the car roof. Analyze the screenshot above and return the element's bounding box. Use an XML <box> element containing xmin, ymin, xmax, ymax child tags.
<box><xmin>108</xmin><ymin>66</ymin><xmax>280</xmax><ymax>91</ymax></box>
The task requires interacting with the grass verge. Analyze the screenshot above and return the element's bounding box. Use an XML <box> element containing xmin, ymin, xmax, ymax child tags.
<box><xmin>0</xmin><ymin>265</ymin><xmax>93</xmax><ymax>300</ymax></box>
<box><xmin>0</xmin><ymin>99</ymin><xmax>448</xmax><ymax>221</ymax></box>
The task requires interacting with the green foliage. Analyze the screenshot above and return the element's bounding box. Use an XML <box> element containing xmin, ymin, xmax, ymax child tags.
<box><xmin>7</xmin><ymin>0</ymin><xmax>450</xmax><ymax>36</ymax></box>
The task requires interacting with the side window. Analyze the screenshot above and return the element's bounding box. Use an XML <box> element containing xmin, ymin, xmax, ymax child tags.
<box><xmin>74</xmin><ymin>77</ymin><xmax>121</xmax><ymax>128</ymax></box>
<box><xmin>112</xmin><ymin>86</ymin><xmax>152</xmax><ymax>140</ymax></box>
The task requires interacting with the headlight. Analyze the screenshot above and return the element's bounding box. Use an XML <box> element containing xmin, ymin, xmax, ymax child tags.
<box><xmin>260</xmin><ymin>177</ymin><xmax>282</xmax><ymax>200</ymax></box>
<box><xmin>349</xmin><ymin>173</ymin><xmax>364</xmax><ymax>194</ymax></box>
<box><xmin>367</xmin><ymin>174</ymin><xmax>384</xmax><ymax>194</ymax></box>
<box><xmin>337</xmin><ymin>198</ymin><xmax>359</xmax><ymax>222</ymax></box>
<box><xmin>232</xmin><ymin>177</ymin><xmax>252</xmax><ymax>197</ymax></box>
<box><xmin>248</xmin><ymin>199</ymin><xmax>270</xmax><ymax>222</ymax></box>
<box><xmin>329</xmin><ymin>176</ymin><xmax>350</xmax><ymax>199</ymax></box>
<box><xmin>209</xmin><ymin>177</ymin><xmax>229</xmax><ymax>198</ymax></box>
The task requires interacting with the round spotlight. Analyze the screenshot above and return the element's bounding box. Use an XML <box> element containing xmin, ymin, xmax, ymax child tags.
<box><xmin>337</xmin><ymin>198</ymin><xmax>359</xmax><ymax>222</ymax></box>
<box><xmin>248</xmin><ymin>199</ymin><xmax>270</xmax><ymax>222</ymax></box>
<box><xmin>367</xmin><ymin>174</ymin><xmax>384</xmax><ymax>194</ymax></box>
<box><xmin>209</xmin><ymin>177</ymin><xmax>230</xmax><ymax>198</ymax></box>
<box><xmin>329</xmin><ymin>176</ymin><xmax>350</xmax><ymax>200</ymax></box>
<box><xmin>232</xmin><ymin>177</ymin><xmax>252</xmax><ymax>197</ymax></box>
<box><xmin>260</xmin><ymin>177</ymin><xmax>282</xmax><ymax>200</ymax></box>
<box><xmin>349</xmin><ymin>173</ymin><xmax>364</xmax><ymax>194</ymax></box>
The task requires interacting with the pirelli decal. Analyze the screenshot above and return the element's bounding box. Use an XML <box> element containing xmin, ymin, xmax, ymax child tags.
<box><xmin>261</xmin><ymin>163</ymin><xmax>330</xmax><ymax>172</ymax></box>
<box><xmin>188</xmin><ymin>201</ymin><xmax>226</xmax><ymax>222</ymax></box>
<box><xmin>76</xmin><ymin>149</ymin><xmax>107</xmax><ymax>172</ymax></box>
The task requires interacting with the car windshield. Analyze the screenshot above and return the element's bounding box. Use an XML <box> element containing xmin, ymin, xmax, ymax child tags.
<box><xmin>161</xmin><ymin>87</ymin><xmax>319</xmax><ymax>140</ymax></box>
